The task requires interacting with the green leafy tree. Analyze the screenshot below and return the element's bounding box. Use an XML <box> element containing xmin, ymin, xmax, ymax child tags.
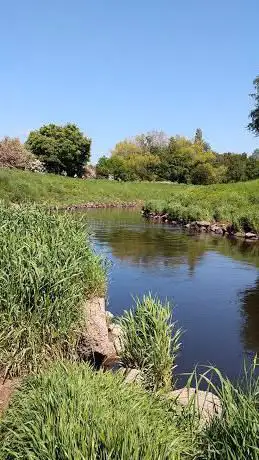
<box><xmin>191</xmin><ymin>162</ymin><xmax>217</xmax><ymax>185</ymax></box>
<box><xmin>252</xmin><ymin>148</ymin><xmax>259</xmax><ymax>159</ymax></box>
<box><xmin>248</xmin><ymin>76</ymin><xmax>259</xmax><ymax>135</ymax></box>
<box><xmin>26</xmin><ymin>123</ymin><xmax>91</xmax><ymax>177</ymax></box>
<box><xmin>194</xmin><ymin>128</ymin><xmax>203</xmax><ymax>144</ymax></box>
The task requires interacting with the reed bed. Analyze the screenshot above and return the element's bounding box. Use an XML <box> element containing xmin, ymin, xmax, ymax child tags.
<box><xmin>0</xmin><ymin>204</ymin><xmax>105</xmax><ymax>377</ymax></box>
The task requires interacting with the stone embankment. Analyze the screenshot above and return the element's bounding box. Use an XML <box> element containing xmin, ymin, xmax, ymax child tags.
<box><xmin>143</xmin><ymin>211</ymin><xmax>259</xmax><ymax>240</ymax></box>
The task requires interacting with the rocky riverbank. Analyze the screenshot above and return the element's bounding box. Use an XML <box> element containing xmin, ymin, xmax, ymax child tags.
<box><xmin>58</xmin><ymin>202</ymin><xmax>139</xmax><ymax>211</ymax></box>
<box><xmin>142</xmin><ymin>210</ymin><xmax>259</xmax><ymax>241</ymax></box>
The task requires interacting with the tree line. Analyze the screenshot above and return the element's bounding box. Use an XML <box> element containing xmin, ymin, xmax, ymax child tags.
<box><xmin>96</xmin><ymin>129</ymin><xmax>259</xmax><ymax>184</ymax></box>
<box><xmin>0</xmin><ymin>76</ymin><xmax>258</xmax><ymax>183</ymax></box>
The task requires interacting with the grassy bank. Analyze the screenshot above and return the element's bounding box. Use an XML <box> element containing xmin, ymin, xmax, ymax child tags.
<box><xmin>0</xmin><ymin>204</ymin><xmax>105</xmax><ymax>377</ymax></box>
<box><xmin>144</xmin><ymin>180</ymin><xmax>259</xmax><ymax>234</ymax></box>
<box><xmin>1</xmin><ymin>169</ymin><xmax>259</xmax><ymax>227</ymax></box>
<box><xmin>0</xmin><ymin>168</ymin><xmax>180</xmax><ymax>205</ymax></box>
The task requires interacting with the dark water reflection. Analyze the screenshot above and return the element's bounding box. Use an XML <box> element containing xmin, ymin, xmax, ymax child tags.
<box><xmin>84</xmin><ymin>208</ymin><xmax>259</xmax><ymax>381</ymax></box>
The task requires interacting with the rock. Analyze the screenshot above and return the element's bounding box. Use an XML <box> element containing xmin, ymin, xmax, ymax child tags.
<box><xmin>245</xmin><ymin>232</ymin><xmax>258</xmax><ymax>240</ymax></box>
<box><xmin>235</xmin><ymin>231</ymin><xmax>246</xmax><ymax>238</ymax></box>
<box><xmin>169</xmin><ymin>387</ymin><xmax>221</xmax><ymax>422</ymax></box>
<box><xmin>118</xmin><ymin>367</ymin><xmax>142</xmax><ymax>384</ymax></box>
<box><xmin>211</xmin><ymin>225</ymin><xmax>223</xmax><ymax>235</ymax></box>
<box><xmin>196</xmin><ymin>221</ymin><xmax>211</xmax><ymax>228</ymax></box>
<box><xmin>108</xmin><ymin>323</ymin><xmax>123</xmax><ymax>354</ymax></box>
<box><xmin>0</xmin><ymin>378</ymin><xmax>20</xmax><ymax>415</ymax></box>
<box><xmin>185</xmin><ymin>223</ymin><xmax>191</xmax><ymax>229</ymax></box>
<box><xmin>79</xmin><ymin>297</ymin><xmax>116</xmax><ymax>367</ymax></box>
<box><xmin>106</xmin><ymin>311</ymin><xmax>114</xmax><ymax>323</ymax></box>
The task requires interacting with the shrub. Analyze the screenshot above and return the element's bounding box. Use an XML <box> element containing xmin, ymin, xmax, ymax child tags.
<box><xmin>0</xmin><ymin>362</ymin><xmax>198</xmax><ymax>459</ymax></box>
<box><xmin>119</xmin><ymin>294</ymin><xmax>181</xmax><ymax>392</ymax></box>
<box><xmin>0</xmin><ymin>205</ymin><xmax>105</xmax><ymax>377</ymax></box>
<box><xmin>0</xmin><ymin>137</ymin><xmax>32</xmax><ymax>169</ymax></box>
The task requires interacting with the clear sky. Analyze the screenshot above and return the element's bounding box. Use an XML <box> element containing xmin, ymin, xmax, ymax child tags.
<box><xmin>1</xmin><ymin>0</ymin><xmax>258</xmax><ymax>163</ymax></box>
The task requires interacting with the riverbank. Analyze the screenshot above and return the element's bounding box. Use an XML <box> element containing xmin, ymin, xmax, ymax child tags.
<box><xmin>143</xmin><ymin>210</ymin><xmax>259</xmax><ymax>240</ymax></box>
<box><xmin>143</xmin><ymin>179</ymin><xmax>259</xmax><ymax>236</ymax></box>
<box><xmin>1</xmin><ymin>203</ymin><xmax>259</xmax><ymax>458</ymax></box>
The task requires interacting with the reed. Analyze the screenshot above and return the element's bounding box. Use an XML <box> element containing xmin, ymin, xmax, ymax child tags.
<box><xmin>119</xmin><ymin>294</ymin><xmax>182</xmax><ymax>392</ymax></box>
<box><xmin>0</xmin><ymin>204</ymin><xmax>105</xmax><ymax>377</ymax></box>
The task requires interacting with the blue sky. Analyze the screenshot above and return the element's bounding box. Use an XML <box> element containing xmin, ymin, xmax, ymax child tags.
<box><xmin>1</xmin><ymin>0</ymin><xmax>258</xmax><ymax>163</ymax></box>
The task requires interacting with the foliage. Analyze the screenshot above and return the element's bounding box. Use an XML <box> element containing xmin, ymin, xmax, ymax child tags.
<box><xmin>252</xmin><ymin>148</ymin><xmax>259</xmax><ymax>159</ymax></box>
<box><xmin>97</xmin><ymin>128</ymin><xmax>259</xmax><ymax>184</ymax></box>
<box><xmin>0</xmin><ymin>137</ymin><xmax>33</xmax><ymax>169</ymax></box>
<box><xmin>119</xmin><ymin>294</ymin><xmax>182</xmax><ymax>392</ymax></box>
<box><xmin>0</xmin><ymin>204</ymin><xmax>105</xmax><ymax>377</ymax></box>
<box><xmin>26</xmin><ymin>123</ymin><xmax>91</xmax><ymax>177</ymax></box>
<box><xmin>248</xmin><ymin>76</ymin><xmax>259</xmax><ymax>136</ymax></box>
<box><xmin>0</xmin><ymin>361</ymin><xmax>198</xmax><ymax>459</ymax></box>
<box><xmin>198</xmin><ymin>361</ymin><xmax>259</xmax><ymax>460</ymax></box>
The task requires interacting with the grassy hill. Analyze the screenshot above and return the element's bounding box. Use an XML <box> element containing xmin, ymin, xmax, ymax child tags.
<box><xmin>1</xmin><ymin>168</ymin><xmax>259</xmax><ymax>210</ymax></box>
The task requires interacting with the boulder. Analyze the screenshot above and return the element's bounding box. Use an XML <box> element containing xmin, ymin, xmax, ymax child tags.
<box><xmin>79</xmin><ymin>297</ymin><xmax>116</xmax><ymax>367</ymax></box>
<box><xmin>210</xmin><ymin>225</ymin><xmax>223</xmax><ymax>235</ymax></box>
<box><xmin>196</xmin><ymin>221</ymin><xmax>211</xmax><ymax>228</ymax></box>
<box><xmin>118</xmin><ymin>367</ymin><xmax>142</xmax><ymax>384</ymax></box>
<box><xmin>169</xmin><ymin>387</ymin><xmax>221</xmax><ymax>422</ymax></box>
<box><xmin>245</xmin><ymin>232</ymin><xmax>258</xmax><ymax>240</ymax></box>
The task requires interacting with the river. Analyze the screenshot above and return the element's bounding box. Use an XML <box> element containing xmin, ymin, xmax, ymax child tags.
<box><xmin>85</xmin><ymin>208</ymin><xmax>259</xmax><ymax>382</ymax></box>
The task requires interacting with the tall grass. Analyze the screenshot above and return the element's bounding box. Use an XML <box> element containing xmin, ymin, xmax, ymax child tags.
<box><xmin>0</xmin><ymin>204</ymin><xmax>105</xmax><ymax>377</ymax></box>
<box><xmin>188</xmin><ymin>360</ymin><xmax>259</xmax><ymax>459</ymax></box>
<box><xmin>119</xmin><ymin>294</ymin><xmax>181</xmax><ymax>392</ymax></box>
<box><xmin>0</xmin><ymin>361</ymin><xmax>199</xmax><ymax>459</ymax></box>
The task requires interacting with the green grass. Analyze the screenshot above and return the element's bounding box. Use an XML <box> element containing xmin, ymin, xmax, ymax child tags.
<box><xmin>0</xmin><ymin>204</ymin><xmax>105</xmax><ymax>377</ymax></box>
<box><xmin>0</xmin><ymin>168</ymin><xmax>183</xmax><ymax>205</ymax></box>
<box><xmin>144</xmin><ymin>180</ymin><xmax>259</xmax><ymax>233</ymax></box>
<box><xmin>119</xmin><ymin>294</ymin><xmax>182</xmax><ymax>392</ymax></box>
<box><xmin>196</xmin><ymin>362</ymin><xmax>259</xmax><ymax>460</ymax></box>
<box><xmin>1</xmin><ymin>169</ymin><xmax>259</xmax><ymax>233</ymax></box>
<box><xmin>0</xmin><ymin>361</ymin><xmax>199</xmax><ymax>460</ymax></box>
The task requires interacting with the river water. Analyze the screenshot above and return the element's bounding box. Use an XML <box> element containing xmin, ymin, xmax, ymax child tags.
<box><xmin>85</xmin><ymin>208</ymin><xmax>259</xmax><ymax>381</ymax></box>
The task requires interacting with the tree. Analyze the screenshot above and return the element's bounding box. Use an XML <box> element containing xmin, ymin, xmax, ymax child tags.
<box><xmin>194</xmin><ymin>128</ymin><xmax>211</xmax><ymax>151</ymax></box>
<box><xmin>26</xmin><ymin>123</ymin><xmax>91</xmax><ymax>177</ymax></box>
<box><xmin>191</xmin><ymin>163</ymin><xmax>217</xmax><ymax>185</ymax></box>
<box><xmin>194</xmin><ymin>128</ymin><xmax>203</xmax><ymax>144</ymax></box>
<box><xmin>252</xmin><ymin>148</ymin><xmax>259</xmax><ymax>159</ymax></box>
<box><xmin>0</xmin><ymin>137</ymin><xmax>32</xmax><ymax>169</ymax></box>
<box><xmin>248</xmin><ymin>76</ymin><xmax>259</xmax><ymax>136</ymax></box>
<box><xmin>111</xmin><ymin>141</ymin><xmax>142</xmax><ymax>157</ymax></box>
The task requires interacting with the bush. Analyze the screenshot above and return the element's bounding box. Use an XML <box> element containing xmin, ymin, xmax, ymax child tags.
<box><xmin>119</xmin><ymin>294</ymin><xmax>181</xmax><ymax>391</ymax></box>
<box><xmin>0</xmin><ymin>205</ymin><xmax>105</xmax><ymax>377</ymax></box>
<box><xmin>0</xmin><ymin>362</ymin><xmax>198</xmax><ymax>459</ymax></box>
<box><xmin>0</xmin><ymin>137</ymin><xmax>32</xmax><ymax>169</ymax></box>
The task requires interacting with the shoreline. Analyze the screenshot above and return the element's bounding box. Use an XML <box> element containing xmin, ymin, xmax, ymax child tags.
<box><xmin>142</xmin><ymin>210</ymin><xmax>259</xmax><ymax>241</ymax></box>
<box><xmin>56</xmin><ymin>202</ymin><xmax>140</xmax><ymax>211</ymax></box>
